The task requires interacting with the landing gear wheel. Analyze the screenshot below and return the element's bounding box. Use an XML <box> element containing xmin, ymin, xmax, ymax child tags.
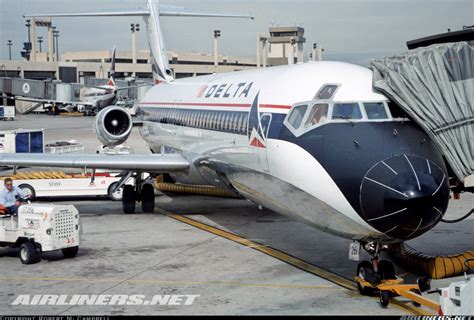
<box><xmin>122</xmin><ymin>185</ymin><xmax>136</xmax><ymax>214</ymax></box>
<box><xmin>18</xmin><ymin>184</ymin><xmax>36</xmax><ymax>201</ymax></box>
<box><xmin>62</xmin><ymin>246</ymin><xmax>79</xmax><ymax>258</ymax></box>
<box><xmin>357</xmin><ymin>261</ymin><xmax>376</xmax><ymax>295</ymax></box>
<box><xmin>378</xmin><ymin>260</ymin><xmax>396</xmax><ymax>280</ymax></box>
<box><xmin>141</xmin><ymin>183</ymin><xmax>155</xmax><ymax>213</ymax></box>
<box><xmin>19</xmin><ymin>242</ymin><xmax>41</xmax><ymax>264</ymax></box>
<box><xmin>380</xmin><ymin>290</ymin><xmax>390</xmax><ymax>307</ymax></box>
<box><xmin>108</xmin><ymin>182</ymin><xmax>123</xmax><ymax>201</ymax></box>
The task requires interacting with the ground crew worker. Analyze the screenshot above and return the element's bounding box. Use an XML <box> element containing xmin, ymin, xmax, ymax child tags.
<box><xmin>0</xmin><ymin>178</ymin><xmax>27</xmax><ymax>215</ymax></box>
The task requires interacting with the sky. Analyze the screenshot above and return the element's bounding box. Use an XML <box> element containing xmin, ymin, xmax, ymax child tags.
<box><xmin>0</xmin><ymin>0</ymin><xmax>472</xmax><ymax>66</ymax></box>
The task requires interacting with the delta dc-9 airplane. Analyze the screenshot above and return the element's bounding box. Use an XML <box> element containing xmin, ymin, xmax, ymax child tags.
<box><xmin>0</xmin><ymin>1</ymin><xmax>450</xmax><ymax>264</ymax></box>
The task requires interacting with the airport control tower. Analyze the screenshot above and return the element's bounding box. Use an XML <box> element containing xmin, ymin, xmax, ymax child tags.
<box><xmin>267</xmin><ymin>27</ymin><xmax>306</xmax><ymax>66</ymax></box>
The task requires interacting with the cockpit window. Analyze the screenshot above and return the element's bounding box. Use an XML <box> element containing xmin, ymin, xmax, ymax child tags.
<box><xmin>305</xmin><ymin>104</ymin><xmax>328</xmax><ymax>127</ymax></box>
<box><xmin>287</xmin><ymin>104</ymin><xmax>308</xmax><ymax>129</ymax></box>
<box><xmin>316</xmin><ymin>85</ymin><xmax>338</xmax><ymax>99</ymax></box>
<box><xmin>332</xmin><ymin>103</ymin><xmax>362</xmax><ymax>120</ymax></box>
<box><xmin>364</xmin><ymin>102</ymin><xmax>388</xmax><ymax>119</ymax></box>
<box><xmin>387</xmin><ymin>101</ymin><xmax>408</xmax><ymax>119</ymax></box>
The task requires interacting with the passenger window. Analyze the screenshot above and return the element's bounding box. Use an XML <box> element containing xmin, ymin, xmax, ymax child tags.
<box><xmin>316</xmin><ymin>85</ymin><xmax>338</xmax><ymax>99</ymax></box>
<box><xmin>242</xmin><ymin>114</ymin><xmax>248</xmax><ymax>133</ymax></box>
<box><xmin>332</xmin><ymin>103</ymin><xmax>362</xmax><ymax>120</ymax></box>
<box><xmin>238</xmin><ymin>114</ymin><xmax>244</xmax><ymax>133</ymax></box>
<box><xmin>231</xmin><ymin>114</ymin><xmax>238</xmax><ymax>132</ymax></box>
<box><xmin>364</xmin><ymin>102</ymin><xmax>388</xmax><ymax>119</ymax></box>
<box><xmin>219</xmin><ymin>113</ymin><xmax>225</xmax><ymax>130</ymax></box>
<box><xmin>305</xmin><ymin>104</ymin><xmax>328</xmax><ymax>127</ymax></box>
<box><xmin>287</xmin><ymin>105</ymin><xmax>308</xmax><ymax>129</ymax></box>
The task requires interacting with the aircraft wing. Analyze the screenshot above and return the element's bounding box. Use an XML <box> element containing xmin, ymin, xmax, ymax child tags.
<box><xmin>24</xmin><ymin>7</ymin><xmax>253</xmax><ymax>19</ymax></box>
<box><xmin>23</xmin><ymin>11</ymin><xmax>150</xmax><ymax>18</ymax></box>
<box><xmin>7</xmin><ymin>96</ymin><xmax>94</xmax><ymax>106</ymax></box>
<box><xmin>116</xmin><ymin>84</ymin><xmax>153</xmax><ymax>91</ymax></box>
<box><xmin>77</xmin><ymin>84</ymin><xmax>111</xmax><ymax>91</ymax></box>
<box><xmin>0</xmin><ymin>153</ymin><xmax>190</xmax><ymax>172</ymax></box>
<box><xmin>159</xmin><ymin>6</ymin><xmax>254</xmax><ymax>19</ymax></box>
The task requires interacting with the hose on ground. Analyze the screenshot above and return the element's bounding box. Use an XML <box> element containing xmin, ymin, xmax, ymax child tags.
<box><xmin>389</xmin><ymin>243</ymin><xmax>474</xmax><ymax>279</ymax></box>
<box><xmin>441</xmin><ymin>209</ymin><xmax>474</xmax><ymax>223</ymax></box>
<box><xmin>154</xmin><ymin>181</ymin><xmax>240</xmax><ymax>199</ymax></box>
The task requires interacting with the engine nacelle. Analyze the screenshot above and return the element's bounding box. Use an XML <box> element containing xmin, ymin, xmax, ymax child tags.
<box><xmin>94</xmin><ymin>106</ymin><xmax>133</xmax><ymax>147</ymax></box>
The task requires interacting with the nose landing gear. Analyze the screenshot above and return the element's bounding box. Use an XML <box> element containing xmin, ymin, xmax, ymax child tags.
<box><xmin>355</xmin><ymin>243</ymin><xmax>398</xmax><ymax>306</ymax></box>
<box><xmin>354</xmin><ymin>241</ymin><xmax>441</xmax><ymax>312</ymax></box>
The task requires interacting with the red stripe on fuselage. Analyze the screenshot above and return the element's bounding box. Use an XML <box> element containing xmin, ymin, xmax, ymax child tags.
<box><xmin>140</xmin><ymin>102</ymin><xmax>291</xmax><ymax>109</ymax></box>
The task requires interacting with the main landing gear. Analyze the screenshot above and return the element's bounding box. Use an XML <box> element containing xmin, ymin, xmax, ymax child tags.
<box><xmin>112</xmin><ymin>172</ymin><xmax>156</xmax><ymax>214</ymax></box>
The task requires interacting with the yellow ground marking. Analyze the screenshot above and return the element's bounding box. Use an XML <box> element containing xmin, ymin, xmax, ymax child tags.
<box><xmin>161</xmin><ymin>211</ymin><xmax>357</xmax><ymax>291</ymax></box>
<box><xmin>158</xmin><ymin>209</ymin><xmax>433</xmax><ymax>315</ymax></box>
<box><xmin>59</xmin><ymin>112</ymin><xmax>84</xmax><ymax>117</ymax></box>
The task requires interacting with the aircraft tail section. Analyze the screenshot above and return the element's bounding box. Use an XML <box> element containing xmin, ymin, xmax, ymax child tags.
<box><xmin>24</xmin><ymin>0</ymin><xmax>253</xmax><ymax>84</ymax></box>
<box><xmin>108</xmin><ymin>46</ymin><xmax>116</xmax><ymax>87</ymax></box>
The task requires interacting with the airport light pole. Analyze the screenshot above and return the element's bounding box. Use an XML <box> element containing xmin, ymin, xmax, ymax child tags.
<box><xmin>312</xmin><ymin>43</ymin><xmax>324</xmax><ymax>62</ymax></box>
<box><xmin>23</xmin><ymin>19</ymin><xmax>32</xmax><ymax>60</ymax></box>
<box><xmin>256</xmin><ymin>33</ymin><xmax>261</xmax><ymax>67</ymax></box>
<box><xmin>25</xmin><ymin>19</ymin><xmax>31</xmax><ymax>43</ymax></box>
<box><xmin>52</xmin><ymin>26</ymin><xmax>56</xmax><ymax>59</ymax></box>
<box><xmin>130</xmin><ymin>23</ymin><xmax>140</xmax><ymax>64</ymax></box>
<box><xmin>288</xmin><ymin>37</ymin><xmax>296</xmax><ymax>65</ymax></box>
<box><xmin>260</xmin><ymin>35</ymin><xmax>268</xmax><ymax>68</ymax></box>
<box><xmin>213</xmin><ymin>30</ymin><xmax>221</xmax><ymax>69</ymax></box>
<box><xmin>37</xmin><ymin>36</ymin><xmax>43</xmax><ymax>52</ymax></box>
<box><xmin>53</xmin><ymin>29</ymin><xmax>59</xmax><ymax>61</ymax></box>
<box><xmin>7</xmin><ymin>40</ymin><xmax>13</xmax><ymax>60</ymax></box>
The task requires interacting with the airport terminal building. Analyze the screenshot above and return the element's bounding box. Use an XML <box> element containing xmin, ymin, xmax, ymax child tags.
<box><xmin>0</xmin><ymin>49</ymin><xmax>258</xmax><ymax>83</ymax></box>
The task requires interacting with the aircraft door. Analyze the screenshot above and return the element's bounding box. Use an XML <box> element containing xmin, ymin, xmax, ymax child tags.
<box><xmin>258</xmin><ymin>113</ymin><xmax>272</xmax><ymax>173</ymax></box>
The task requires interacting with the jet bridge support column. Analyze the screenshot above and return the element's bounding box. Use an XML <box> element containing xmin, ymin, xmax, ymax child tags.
<box><xmin>30</xmin><ymin>18</ymin><xmax>37</xmax><ymax>62</ymax></box>
<box><xmin>48</xmin><ymin>19</ymin><xmax>54</xmax><ymax>62</ymax></box>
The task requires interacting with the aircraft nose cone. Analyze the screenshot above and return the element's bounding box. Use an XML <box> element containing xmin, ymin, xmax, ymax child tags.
<box><xmin>359</xmin><ymin>154</ymin><xmax>449</xmax><ymax>240</ymax></box>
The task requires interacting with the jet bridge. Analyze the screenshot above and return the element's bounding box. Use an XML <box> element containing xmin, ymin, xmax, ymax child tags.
<box><xmin>371</xmin><ymin>41</ymin><xmax>473</xmax><ymax>184</ymax></box>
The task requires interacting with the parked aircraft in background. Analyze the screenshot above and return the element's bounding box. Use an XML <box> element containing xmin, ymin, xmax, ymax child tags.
<box><xmin>7</xmin><ymin>47</ymin><xmax>147</xmax><ymax>116</ymax></box>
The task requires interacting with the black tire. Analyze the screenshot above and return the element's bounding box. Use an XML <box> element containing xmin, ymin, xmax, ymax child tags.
<box><xmin>141</xmin><ymin>183</ymin><xmax>155</xmax><ymax>213</ymax></box>
<box><xmin>108</xmin><ymin>182</ymin><xmax>123</xmax><ymax>201</ymax></box>
<box><xmin>62</xmin><ymin>246</ymin><xmax>79</xmax><ymax>258</ymax></box>
<box><xmin>122</xmin><ymin>185</ymin><xmax>136</xmax><ymax>214</ymax></box>
<box><xmin>357</xmin><ymin>261</ymin><xmax>376</xmax><ymax>295</ymax></box>
<box><xmin>18</xmin><ymin>184</ymin><xmax>36</xmax><ymax>201</ymax></box>
<box><xmin>19</xmin><ymin>242</ymin><xmax>41</xmax><ymax>264</ymax></box>
<box><xmin>380</xmin><ymin>290</ymin><xmax>390</xmax><ymax>307</ymax></box>
<box><xmin>378</xmin><ymin>260</ymin><xmax>396</xmax><ymax>280</ymax></box>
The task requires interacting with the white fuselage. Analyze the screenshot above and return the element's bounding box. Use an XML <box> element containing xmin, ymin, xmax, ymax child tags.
<box><xmin>137</xmin><ymin>61</ymin><xmax>388</xmax><ymax>241</ymax></box>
